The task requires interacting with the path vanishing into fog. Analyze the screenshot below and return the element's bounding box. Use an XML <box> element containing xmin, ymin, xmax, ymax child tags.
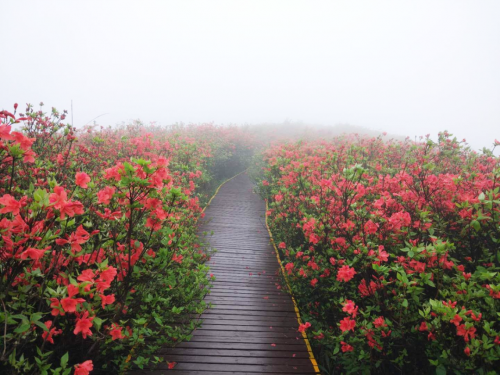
<box><xmin>132</xmin><ymin>172</ymin><xmax>319</xmax><ymax>374</ymax></box>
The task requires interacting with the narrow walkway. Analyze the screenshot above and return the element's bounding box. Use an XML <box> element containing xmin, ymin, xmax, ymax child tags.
<box><xmin>139</xmin><ymin>173</ymin><xmax>318</xmax><ymax>374</ymax></box>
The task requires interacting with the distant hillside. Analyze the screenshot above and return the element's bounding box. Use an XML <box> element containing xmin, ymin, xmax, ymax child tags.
<box><xmin>242</xmin><ymin>122</ymin><xmax>406</xmax><ymax>146</ymax></box>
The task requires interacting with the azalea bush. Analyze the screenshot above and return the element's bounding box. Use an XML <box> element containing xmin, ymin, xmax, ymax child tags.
<box><xmin>258</xmin><ymin>133</ymin><xmax>500</xmax><ymax>374</ymax></box>
<box><xmin>0</xmin><ymin>103</ymin><xmax>253</xmax><ymax>374</ymax></box>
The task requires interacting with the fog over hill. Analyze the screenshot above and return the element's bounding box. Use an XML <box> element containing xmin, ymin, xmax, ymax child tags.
<box><xmin>1</xmin><ymin>1</ymin><xmax>499</xmax><ymax>152</ymax></box>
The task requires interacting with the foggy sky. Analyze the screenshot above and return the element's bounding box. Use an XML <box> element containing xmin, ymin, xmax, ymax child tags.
<box><xmin>1</xmin><ymin>1</ymin><xmax>499</xmax><ymax>151</ymax></box>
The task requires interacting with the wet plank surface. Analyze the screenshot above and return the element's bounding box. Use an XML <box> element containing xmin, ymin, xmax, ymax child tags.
<box><xmin>131</xmin><ymin>173</ymin><xmax>318</xmax><ymax>374</ymax></box>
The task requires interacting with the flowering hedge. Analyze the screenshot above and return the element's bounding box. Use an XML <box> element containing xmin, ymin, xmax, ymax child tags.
<box><xmin>0</xmin><ymin>104</ymin><xmax>253</xmax><ymax>374</ymax></box>
<box><xmin>258</xmin><ymin>133</ymin><xmax>500</xmax><ymax>374</ymax></box>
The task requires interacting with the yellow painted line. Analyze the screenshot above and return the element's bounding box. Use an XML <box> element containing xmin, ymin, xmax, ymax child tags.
<box><xmin>122</xmin><ymin>168</ymin><xmax>248</xmax><ymax>372</ymax></box>
<box><xmin>265</xmin><ymin>200</ymin><xmax>321</xmax><ymax>374</ymax></box>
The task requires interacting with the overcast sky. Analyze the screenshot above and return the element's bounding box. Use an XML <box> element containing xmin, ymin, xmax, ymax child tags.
<box><xmin>1</xmin><ymin>1</ymin><xmax>499</xmax><ymax>150</ymax></box>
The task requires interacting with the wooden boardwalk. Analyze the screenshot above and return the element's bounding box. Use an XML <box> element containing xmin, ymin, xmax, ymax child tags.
<box><xmin>133</xmin><ymin>173</ymin><xmax>319</xmax><ymax>374</ymax></box>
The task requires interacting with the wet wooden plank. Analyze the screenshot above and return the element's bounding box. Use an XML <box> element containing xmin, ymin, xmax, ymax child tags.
<box><xmin>161</xmin><ymin>348</ymin><xmax>310</xmax><ymax>358</ymax></box>
<box><xmin>153</xmin><ymin>362</ymin><xmax>317</xmax><ymax>373</ymax></box>
<box><xmin>172</xmin><ymin>341</ymin><xmax>309</xmax><ymax>351</ymax></box>
<box><xmin>187</xmin><ymin>335</ymin><xmax>308</xmax><ymax>345</ymax></box>
<box><xmin>192</xmin><ymin>331</ymin><xmax>302</xmax><ymax>338</ymax></box>
<box><xmin>155</xmin><ymin>355</ymin><xmax>312</xmax><ymax>366</ymax></box>
<box><xmin>196</xmin><ymin>318</ymin><xmax>300</xmax><ymax>327</ymax></box>
<box><xmin>202</xmin><ymin>309</ymin><xmax>297</xmax><ymax>317</ymax></box>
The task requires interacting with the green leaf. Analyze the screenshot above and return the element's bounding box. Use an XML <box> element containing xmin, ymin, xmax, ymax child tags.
<box><xmin>34</xmin><ymin>321</ymin><xmax>49</xmax><ymax>332</ymax></box>
<box><xmin>471</xmin><ymin>220</ymin><xmax>480</xmax><ymax>231</ymax></box>
<box><xmin>93</xmin><ymin>317</ymin><xmax>103</xmax><ymax>331</ymax></box>
<box><xmin>34</xmin><ymin>189</ymin><xmax>47</xmax><ymax>203</ymax></box>
<box><xmin>14</xmin><ymin>323</ymin><xmax>31</xmax><ymax>333</ymax></box>
<box><xmin>124</xmin><ymin>162</ymin><xmax>135</xmax><ymax>174</ymax></box>
<box><xmin>426</xmin><ymin>279</ymin><xmax>436</xmax><ymax>288</ymax></box>
<box><xmin>60</xmin><ymin>352</ymin><xmax>69</xmax><ymax>368</ymax></box>
<box><xmin>402</xmin><ymin>299</ymin><xmax>408</xmax><ymax>308</ymax></box>
<box><xmin>478</xmin><ymin>192</ymin><xmax>485</xmax><ymax>201</ymax></box>
<box><xmin>31</xmin><ymin>312</ymin><xmax>43</xmax><ymax>322</ymax></box>
<box><xmin>10</xmin><ymin>314</ymin><xmax>28</xmax><ymax>320</ymax></box>
<box><xmin>134</xmin><ymin>318</ymin><xmax>147</xmax><ymax>325</ymax></box>
<box><xmin>436</xmin><ymin>364</ymin><xmax>446</xmax><ymax>375</ymax></box>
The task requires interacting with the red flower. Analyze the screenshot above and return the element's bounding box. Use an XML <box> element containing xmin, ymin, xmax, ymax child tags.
<box><xmin>74</xmin><ymin>360</ymin><xmax>93</xmax><ymax>375</ymax></box>
<box><xmin>337</xmin><ymin>265</ymin><xmax>356</xmax><ymax>282</ymax></box>
<box><xmin>97</xmin><ymin>186</ymin><xmax>116</xmax><ymax>205</ymax></box>
<box><xmin>172</xmin><ymin>253</ymin><xmax>183</xmax><ymax>264</ymax></box>
<box><xmin>19</xmin><ymin>247</ymin><xmax>48</xmax><ymax>261</ymax></box>
<box><xmin>456</xmin><ymin>324</ymin><xmax>476</xmax><ymax>342</ymax></box>
<box><xmin>99</xmin><ymin>266</ymin><xmax>117</xmax><ymax>283</ymax></box>
<box><xmin>78</xmin><ymin>269</ymin><xmax>96</xmax><ymax>282</ymax></box>
<box><xmin>58</xmin><ymin>225</ymin><xmax>91</xmax><ymax>253</ymax></box>
<box><xmin>298</xmin><ymin>322</ymin><xmax>311</xmax><ymax>332</ymax></box>
<box><xmin>411</xmin><ymin>261</ymin><xmax>426</xmax><ymax>273</ymax></box>
<box><xmin>419</xmin><ymin>322</ymin><xmax>428</xmax><ymax>332</ymax></box>
<box><xmin>377</xmin><ymin>246</ymin><xmax>389</xmax><ymax>262</ymax></box>
<box><xmin>442</xmin><ymin>300</ymin><xmax>457</xmax><ymax>308</ymax></box>
<box><xmin>342</xmin><ymin>300</ymin><xmax>358</xmax><ymax>317</ymax></box>
<box><xmin>49</xmin><ymin>186</ymin><xmax>68</xmax><ymax>210</ymax></box>
<box><xmin>100</xmin><ymin>293</ymin><xmax>115</xmax><ymax>309</ymax></box>
<box><xmin>0</xmin><ymin>124</ymin><xmax>13</xmax><ymax>140</ymax></box>
<box><xmin>373</xmin><ymin>316</ymin><xmax>387</xmax><ymax>328</ymax></box>
<box><xmin>0</xmin><ymin>194</ymin><xmax>24</xmax><ymax>215</ymax></box>
<box><xmin>49</xmin><ymin>186</ymin><xmax>84</xmax><ymax>219</ymax></box>
<box><xmin>104</xmin><ymin>164</ymin><xmax>123</xmax><ymax>181</ymax></box>
<box><xmin>464</xmin><ymin>346</ymin><xmax>471</xmax><ymax>356</ymax></box>
<box><xmin>109</xmin><ymin>323</ymin><xmax>124</xmax><ymax>340</ymax></box>
<box><xmin>75</xmin><ymin>172</ymin><xmax>91</xmax><ymax>188</ymax></box>
<box><xmin>381</xmin><ymin>330</ymin><xmax>392</xmax><ymax>338</ymax></box>
<box><xmin>450</xmin><ymin>314</ymin><xmax>462</xmax><ymax>326</ymax></box>
<box><xmin>310</xmin><ymin>278</ymin><xmax>318</xmax><ymax>287</ymax></box>
<box><xmin>364</xmin><ymin>220</ymin><xmax>378</xmax><ymax>234</ymax></box>
<box><xmin>284</xmin><ymin>262</ymin><xmax>294</xmax><ymax>275</ymax></box>
<box><xmin>41</xmin><ymin>320</ymin><xmax>62</xmax><ymax>344</ymax></box>
<box><xmin>67</xmin><ymin>284</ymin><xmax>79</xmax><ymax>298</ymax></box>
<box><xmin>74</xmin><ymin>311</ymin><xmax>94</xmax><ymax>339</ymax></box>
<box><xmin>61</xmin><ymin>297</ymin><xmax>85</xmax><ymax>313</ymax></box>
<box><xmin>50</xmin><ymin>298</ymin><xmax>63</xmax><ymax>316</ymax></box>
<box><xmin>95</xmin><ymin>266</ymin><xmax>117</xmax><ymax>292</ymax></box>
<box><xmin>11</xmin><ymin>131</ymin><xmax>34</xmax><ymax>150</ymax></box>
<box><xmin>341</xmin><ymin>341</ymin><xmax>354</xmax><ymax>352</ymax></box>
<box><xmin>339</xmin><ymin>317</ymin><xmax>356</xmax><ymax>332</ymax></box>
<box><xmin>167</xmin><ymin>362</ymin><xmax>177</xmax><ymax>369</ymax></box>
<box><xmin>470</xmin><ymin>312</ymin><xmax>482</xmax><ymax>322</ymax></box>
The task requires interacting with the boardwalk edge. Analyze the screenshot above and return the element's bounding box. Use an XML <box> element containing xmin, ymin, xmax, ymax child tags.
<box><xmin>265</xmin><ymin>200</ymin><xmax>322</xmax><ymax>374</ymax></box>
